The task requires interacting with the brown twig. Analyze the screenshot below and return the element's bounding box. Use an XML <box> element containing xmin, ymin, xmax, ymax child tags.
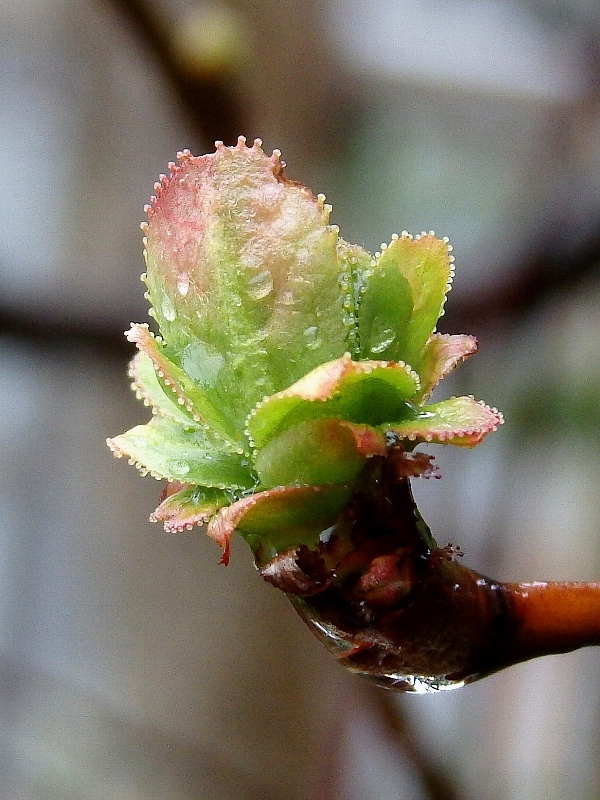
<box><xmin>101</xmin><ymin>0</ymin><xmax>247</xmax><ymax>147</ymax></box>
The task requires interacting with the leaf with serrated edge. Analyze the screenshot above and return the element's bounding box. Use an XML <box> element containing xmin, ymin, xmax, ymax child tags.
<box><xmin>386</xmin><ymin>395</ymin><xmax>504</xmax><ymax>447</ymax></box>
<box><xmin>107</xmin><ymin>416</ymin><xmax>256</xmax><ymax>486</ymax></box>
<box><xmin>150</xmin><ymin>484</ymin><xmax>232</xmax><ymax>532</ymax></box>
<box><xmin>254</xmin><ymin>418</ymin><xmax>385</xmax><ymax>488</ymax></box>
<box><xmin>248</xmin><ymin>354</ymin><xmax>420</xmax><ymax>447</ymax></box>
<box><xmin>143</xmin><ymin>138</ymin><xmax>353</xmax><ymax>428</ymax></box>
<box><xmin>415</xmin><ymin>333</ymin><xmax>478</xmax><ymax>402</ymax></box>
<box><xmin>128</xmin><ymin>352</ymin><xmax>199</xmax><ymax>427</ymax></box>
<box><xmin>207</xmin><ymin>484</ymin><xmax>352</xmax><ymax>564</ymax></box>
<box><xmin>358</xmin><ymin>233</ymin><xmax>453</xmax><ymax>367</ymax></box>
<box><xmin>126</xmin><ymin>323</ymin><xmax>241</xmax><ymax>447</ymax></box>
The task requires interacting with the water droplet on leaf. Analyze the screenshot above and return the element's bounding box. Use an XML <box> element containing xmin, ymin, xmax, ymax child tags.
<box><xmin>161</xmin><ymin>295</ymin><xmax>177</xmax><ymax>322</ymax></box>
<box><xmin>246</xmin><ymin>270</ymin><xmax>273</xmax><ymax>300</ymax></box>
<box><xmin>280</xmin><ymin>291</ymin><xmax>296</xmax><ymax>306</ymax></box>
<box><xmin>177</xmin><ymin>272</ymin><xmax>190</xmax><ymax>296</ymax></box>
<box><xmin>370</xmin><ymin>325</ymin><xmax>396</xmax><ymax>354</ymax></box>
<box><xmin>303</xmin><ymin>326</ymin><xmax>322</xmax><ymax>350</ymax></box>
<box><xmin>168</xmin><ymin>460</ymin><xmax>191</xmax><ymax>476</ymax></box>
<box><xmin>182</xmin><ymin>342</ymin><xmax>224</xmax><ymax>388</ymax></box>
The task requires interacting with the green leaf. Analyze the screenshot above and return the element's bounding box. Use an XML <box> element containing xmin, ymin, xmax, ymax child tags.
<box><xmin>107</xmin><ymin>416</ymin><xmax>256</xmax><ymax>486</ymax></box>
<box><xmin>248</xmin><ymin>354</ymin><xmax>420</xmax><ymax>447</ymax></box>
<box><xmin>128</xmin><ymin>351</ymin><xmax>200</xmax><ymax>427</ymax></box>
<box><xmin>386</xmin><ymin>395</ymin><xmax>504</xmax><ymax>447</ymax></box>
<box><xmin>126</xmin><ymin>324</ymin><xmax>242</xmax><ymax>448</ymax></box>
<box><xmin>358</xmin><ymin>233</ymin><xmax>453</xmax><ymax>367</ymax></box>
<box><xmin>254</xmin><ymin>418</ymin><xmax>385</xmax><ymax>488</ymax></box>
<box><xmin>336</xmin><ymin>238</ymin><xmax>373</xmax><ymax>358</ymax></box>
<box><xmin>357</xmin><ymin>251</ymin><xmax>412</xmax><ymax>361</ymax></box>
<box><xmin>142</xmin><ymin>138</ymin><xmax>354</xmax><ymax>428</ymax></box>
<box><xmin>207</xmin><ymin>484</ymin><xmax>352</xmax><ymax>564</ymax></box>
<box><xmin>149</xmin><ymin>483</ymin><xmax>232</xmax><ymax>532</ymax></box>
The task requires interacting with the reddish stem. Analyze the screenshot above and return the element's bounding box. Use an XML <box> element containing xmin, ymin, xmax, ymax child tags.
<box><xmin>505</xmin><ymin>581</ymin><xmax>600</xmax><ymax>658</ymax></box>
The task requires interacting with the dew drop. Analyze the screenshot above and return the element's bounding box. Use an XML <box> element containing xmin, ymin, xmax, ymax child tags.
<box><xmin>177</xmin><ymin>272</ymin><xmax>190</xmax><ymax>296</ymax></box>
<box><xmin>246</xmin><ymin>270</ymin><xmax>274</xmax><ymax>300</ymax></box>
<box><xmin>303</xmin><ymin>326</ymin><xmax>322</xmax><ymax>350</ymax></box>
<box><xmin>369</xmin><ymin>325</ymin><xmax>396</xmax><ymax>354</ymax></box>
<box><xmin>168</xmin><ymin>460</ymin><xmax>191</xmax><ymax>476</ymax></box>
<box><xmin>182</xmin><ymin>342</ymin><xmax>224</xmax><ymax>388</ymax></box>
<box><xmin>279</xmin><ymin>290</ymin><xmax>296</xmax><ymax>306</ymax></box>
<box><xmin>161</xmin><ymin>295</ymin><xmax>177</xmax><ymax>322</ymax></box>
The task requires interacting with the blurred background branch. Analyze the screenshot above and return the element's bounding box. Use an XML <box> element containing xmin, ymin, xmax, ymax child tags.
<box><xmin>103</xmin><ymin>0</ymin><xmax>248</xmax><ymax>148</ymax></box>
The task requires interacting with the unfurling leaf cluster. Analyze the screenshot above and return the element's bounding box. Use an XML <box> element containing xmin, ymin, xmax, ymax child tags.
<box><xmin>107</xmin><ymin>137</ymin><xmax>502</xmax><ymax>563</ymax></box>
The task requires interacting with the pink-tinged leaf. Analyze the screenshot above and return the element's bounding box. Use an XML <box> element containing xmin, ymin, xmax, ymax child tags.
<box><xmin>254</xmin><ymin>418</ymin><xmax>385</xmax><ymax>488</ymax></box>
<box><xmin>386</xmin><ymin>396</ymin><xmax>504</xmax><ymax>447</ymax></box>
<box><xmin>149</xmin><ymin>483</ymin><xmax>231</xmax><ymax>532</ymax></box>
<box><xmin>143</xmin><ymin>138</ymin><xmax>357</xmax><ymax>426</ymax></box>
<box><xmin>126</xmin><ymin>323</ymin><xmax>240</xmax><ymax>446</ymax></box>
<box><xmin>358</xmin><ymin>233</ymin><xmax>453</xmax><ymax>367</ymax></box>
<box><xmin>207</xmin><ymin>484</ymin><xmax>352</xmax><ymax>565</ymax></box>
<box><xmin>415</xmin><ymin>333</ymin><xmax>478</xmax><ymax>402</ymax></box>
<box><xmin>247</xmin><ymin>354</ymin><xmax>420</xmax><ymax>447</ymax></box>
<box><xmin>350</xmin><ymin>423</ymin><xmax>388</xmax><ymax>457</ymax></box>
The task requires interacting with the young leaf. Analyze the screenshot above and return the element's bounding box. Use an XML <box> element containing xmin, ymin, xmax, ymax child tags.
<box><xmin>207</xmin><ymin>484</ymin><xmax>352</xmax><ymax>564</ymax></box>
<box><xmin>386</xmin><ymin>395</ymin><xmax>504</xmax><ymax>447</ymax></box>
<box><xmin>253</xmin><ymin>418</ymin><xmax>385</xmax><ymax>488</ymax></box>
<box><xmin>143</xmin><ymin>138</ymin><xmax>354</xmax><ymax>428</ymax></box>
<box><xmin>358</xmin><ymin>233</ymin><xmax>453</xmax><ymax>367</ymax></box>
<box><xmin>107</xmin><ymin>416</ymin><xmax>256</xmax><ymax>486</ymax></box>
<box><xmin>109</xmin><ymin>141</ymin><xmax>504</xmax><ymax>566</ymax></box>
<box><xmin>128</xmin><ymin>352</ymin><xmax>201</xmax><ymax>427</ymax></box>
<box><xmin>127</xmin><ymin>323</ymin><xmax>241</xmax><ymax>447</ymax></box>
<box><xmin>336</xmin><ymin>239</ymin><xmax>374</xmax><ymax>358</ymax></box>
<box><xmin>247</xmin><ymin>354</ymin><xmax>420</xmax><ymax>447</ymax></box>
<box><xmin>415</xmin><ymin>333</ymin><xmax>478</xmax><ymax>402</ymax></box>
<box><xmin>149</xmin><ymin>483</ymin><xmax>232</xmax><ymax>532</ymax></box>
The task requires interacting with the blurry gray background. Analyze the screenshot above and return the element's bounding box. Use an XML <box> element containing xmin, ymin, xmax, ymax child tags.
<box><xmin>2</xmin><ymin>0</ymin><xmax>600</xmax><ymax>798</ymax></box>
